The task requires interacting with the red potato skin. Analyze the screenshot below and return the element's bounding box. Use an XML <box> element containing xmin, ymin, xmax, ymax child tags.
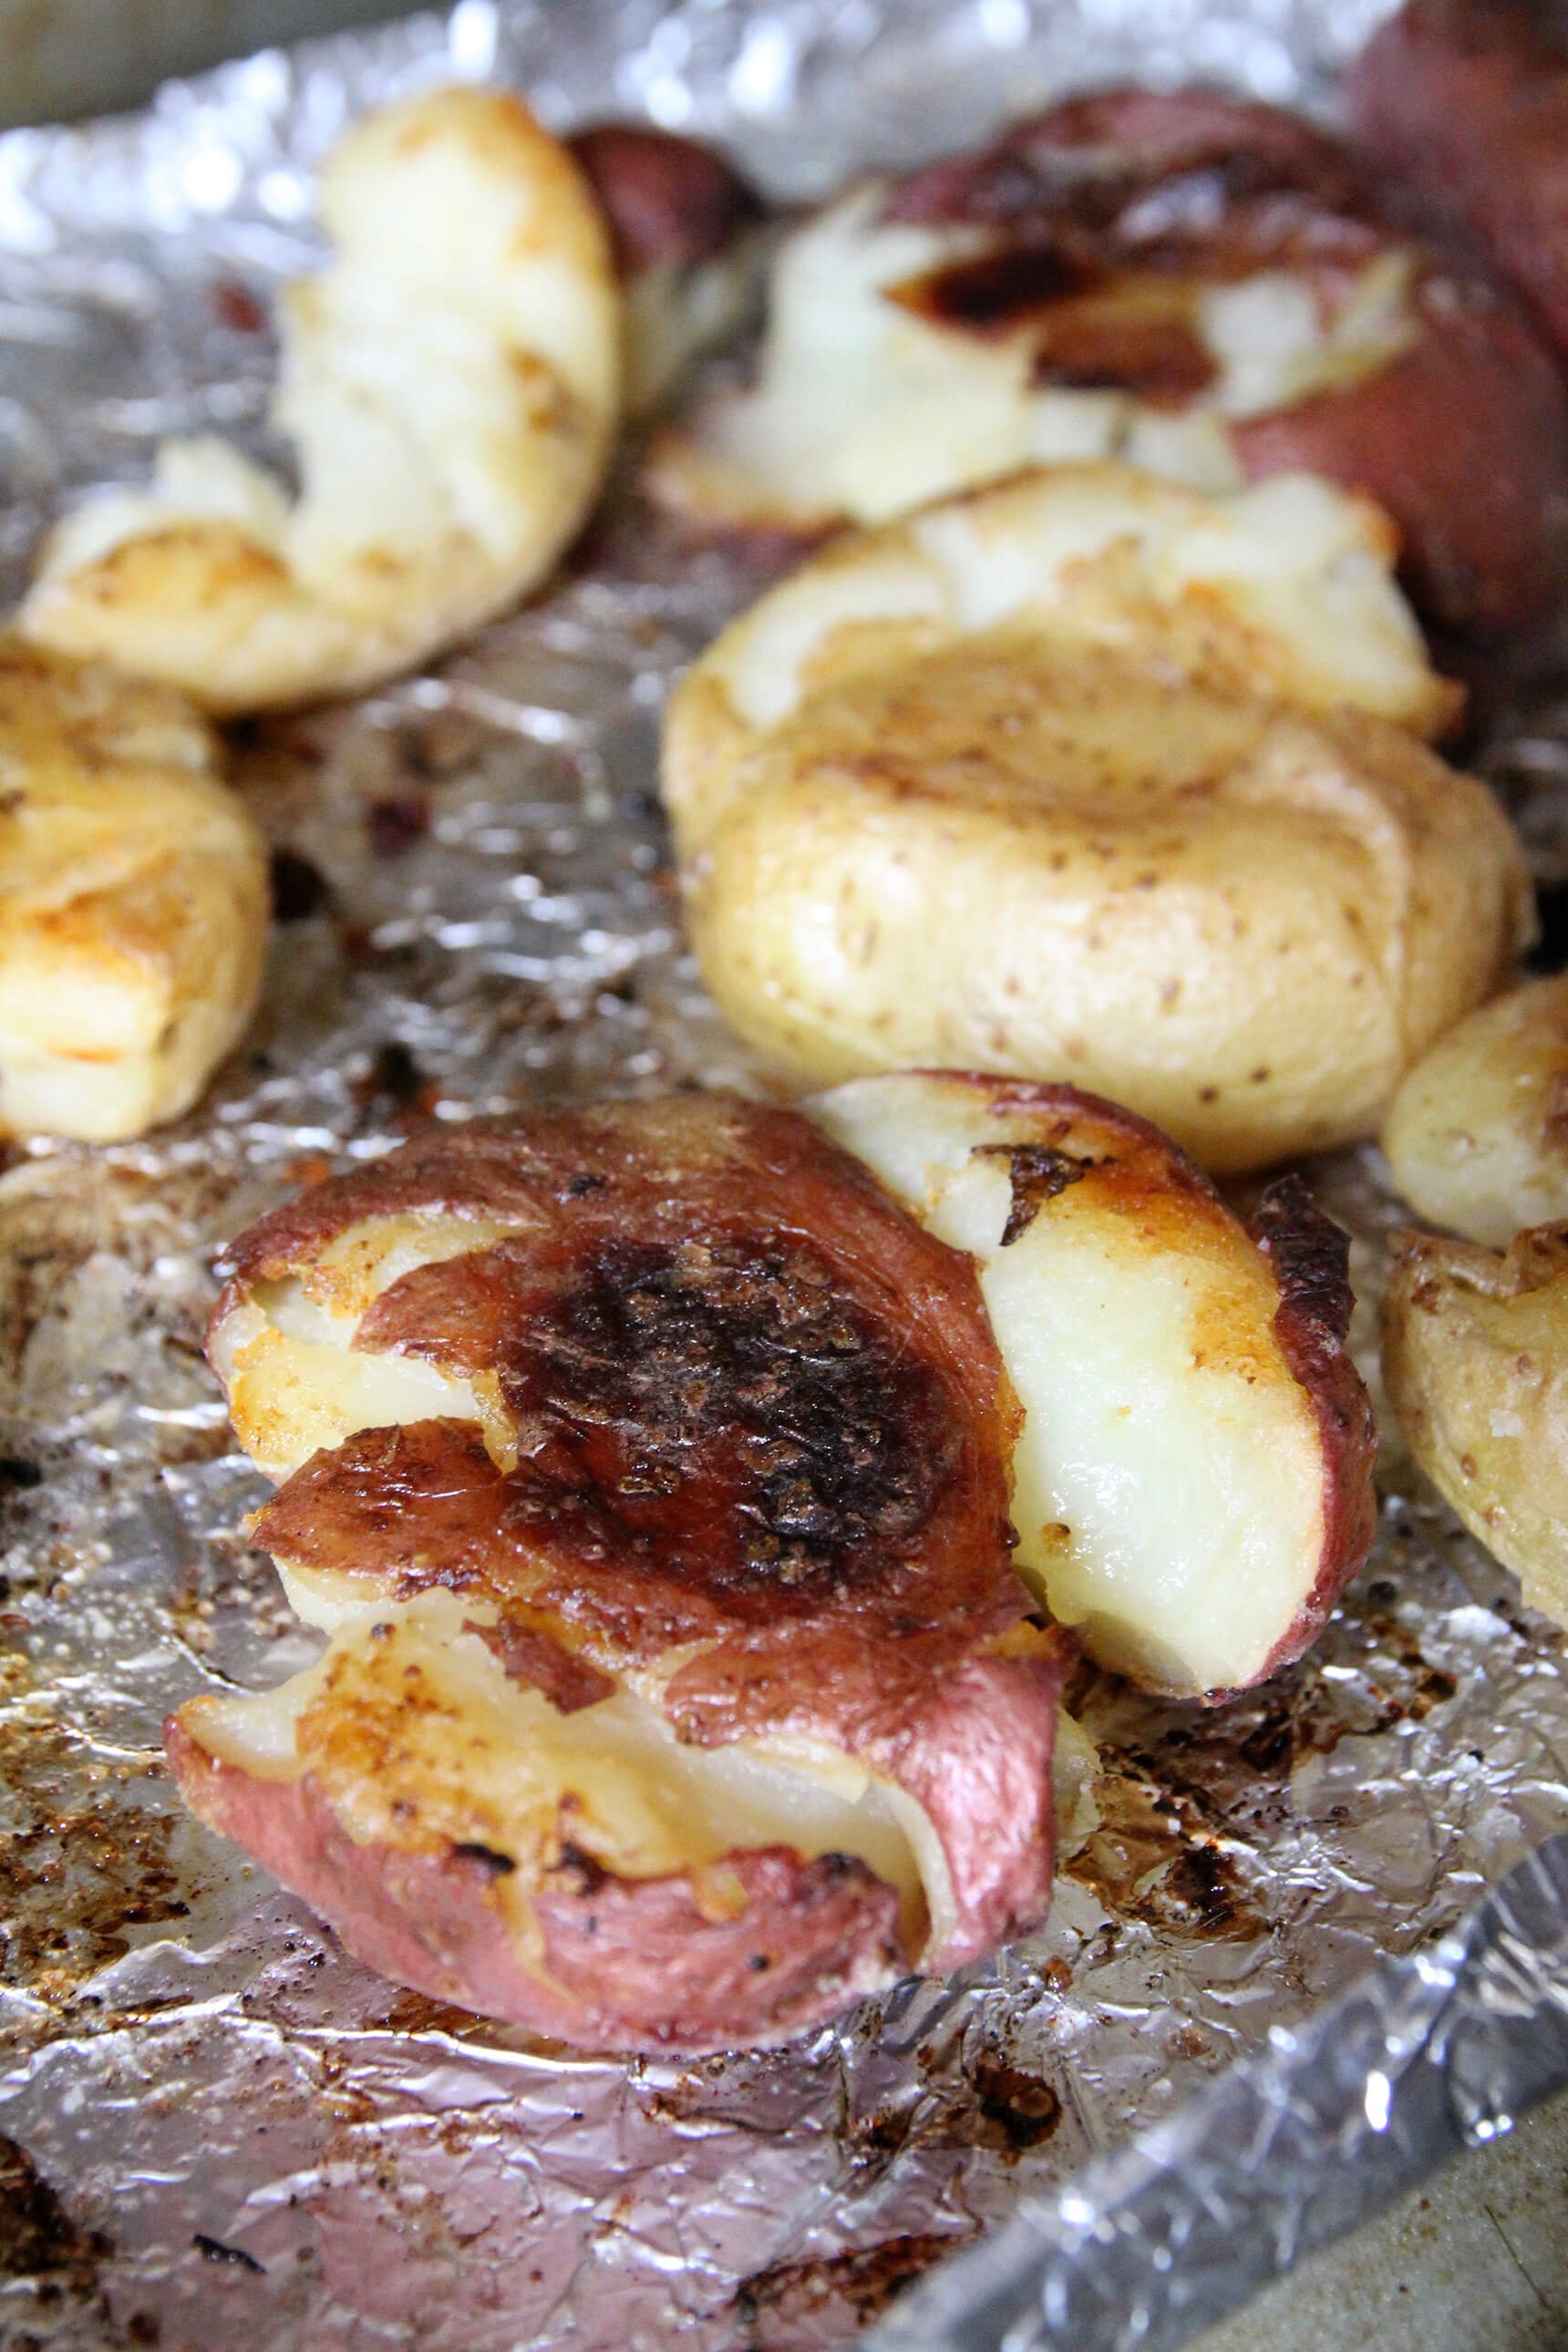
<box><xmin>1248</xmin><ymin>1173</ymin><xmax>1379</xmax><ymax>1686</ymax></box>
<box><xmin>165</xmin><ymin>1720</ymin><xmax>903</xmax><ymax>2055</ymax></box>
<box><xmin>917</xmin><ymin>1076</ymin><xmax>1378</xmax><ymax>1693</ymax></box>
<box><xmin>1349</xmin><ymin>0</ymin><xmax>1568</xmax><ymax>364</ymax></box>
<box><xmin>567</xmin><ymin>123</ymin><xmax>762</xmax><ymax>277</ymax></box>
<box><xmin>180</xmin><ymin>1094</ymin><xmax>1065</xmax><ymax>2048</ymax></box>
<box><xmin>1234</xmin><ymin>293</ymin><xmax>1568</xmax><ymax>635</ymax></box>
<box><xmin>888</xmin><ymin>86</ymin><xmax>1568</xmax><ymax>634</ymax></box>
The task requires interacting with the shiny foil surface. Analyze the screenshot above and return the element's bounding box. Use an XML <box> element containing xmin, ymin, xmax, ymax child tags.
<box><xmin>5</xmin><ymin>5</ymin><xmax>1568</xmax><ymax>2348</ymax></box>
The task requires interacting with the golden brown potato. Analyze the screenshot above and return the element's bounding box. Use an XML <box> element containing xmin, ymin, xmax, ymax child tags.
<box><xmin>1382</xmin><ymin>974</ymin><xmax>1568</xmax><ymax>1247</ymax></box>
<box><xmin>0</xmin><ymin>640</ymin><xmax>267</xmax><ymax>1140</ymax></box>
<box><xmin>1383</xmin><ymin>1223</ymin><xmax>1568</xmax><ymax>1629</ymax></box>
<box><xmin>665</xmin><ymin>464</ymin><xmax>1527</xmax><ymax>1174</ymax></box>
<box><xmin>21</xmin><ymin>88</ymin><xmax>620</xmax><ymax>714</ymax></box>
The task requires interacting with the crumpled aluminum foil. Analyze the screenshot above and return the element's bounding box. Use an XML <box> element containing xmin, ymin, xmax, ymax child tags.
<box><xmin>5</xmin><ymin>4</ymin><xmax>1568</xmax><ymax>2348</ymax></box>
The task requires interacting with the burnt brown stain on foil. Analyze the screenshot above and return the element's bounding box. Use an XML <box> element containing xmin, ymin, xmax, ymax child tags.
<box><xmin>733</xmin><ymin>2230</ymin><xmax>974</xmax><ymax>2340</ymax></box>
<box><xmin>0</xmin><ymin>2133</ymin><xmax>113</xmax><ymax>2291</ymax></box>
<box><xmin>0</xmin><ymin>1717</ymin><xmax>189</xmax><ymax>1995</ymax></box>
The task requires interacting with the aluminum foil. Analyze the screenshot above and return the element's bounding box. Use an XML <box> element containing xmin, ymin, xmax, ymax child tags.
<box><xmin>5</xmin><ymin>4</ymin><xmax>1568</xmax><ymax>2348</ymax></box>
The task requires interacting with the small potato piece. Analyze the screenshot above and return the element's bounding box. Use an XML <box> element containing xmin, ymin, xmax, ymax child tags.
<box><xmin>653</xmin><ymin>86</ymin><xmax>1568</xmax><ymax>634</ymax></box>
<box><xmin>174</xmin><ymin>1093</ymin><xmax>1063</xmax><ymax>2053</ymax></box>
<box><xmin>665</xmin><ymin>464</ymin><xmax>1526</xmax><ymax>1174</ymax></box>
<box><xmin>1383</xmin><ymin>975</ymin><xmax>1568</xmax><ymax>1247</ymax></box>
<box><xmin>811</xmin><ymin>1073</ymin><xmax>1377</xmax><ymax>1696</ymax></box>
<box><xmin>1383</xmin><ymin>1223</ymin><xmax>1568</xmax><ymax>1627</ymax></box>
<box><xmin>568</xmin><ymin>123</ymin><xmax>764</xmax><ymax>415</ymax></box>
<box><xmin>21</xmin><ymin>88</ymin><xmax>620</xmax><ymax>714</ymax></box>
<box><xmin>0</xmin><ymin>640</ymin><xmax>266</xmax><ymax>1140</ymax></box>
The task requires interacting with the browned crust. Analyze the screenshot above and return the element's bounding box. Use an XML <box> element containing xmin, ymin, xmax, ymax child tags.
<box><xmin>165</xmin><ymin>1718</ymin><xmax>903</xmax><ymax>2055</ymax></box>
<box><xmin>1249</xmin><ymin>1175</ymin><xmax>1379</xmax><ymax>1682</ymax></box>
<box><xmin>1349</xmin><ymin>0</ymin><xmax>1568</xmax><ymax>362</ymax></box>
<box><xmin>568</xmin><ymin>123</ymin><xmax>763</xmax><ymax>276</ymax></box>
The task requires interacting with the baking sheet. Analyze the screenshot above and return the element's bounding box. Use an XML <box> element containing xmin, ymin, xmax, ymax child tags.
<box><xmin>5</xmin><ymin>4</ymin><xmax>1568</xmax><ymax>2347</ymax></box>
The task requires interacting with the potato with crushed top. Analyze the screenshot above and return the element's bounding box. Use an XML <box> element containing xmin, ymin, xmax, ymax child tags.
<box><xmin>1383</xmin><ymin>1223</ymin><xmax>1568</xmax><ymax>1630</ymax></box>
<box><xmin>1383</xmin><ymin>974</ymin><xmax>1568</xmax><ymax>1248</ymax></box>
<box><xmin>664</xmin><ymin>462</ymin><xmax>1528</xmax><ymax>1174</ymax></box>
<box><xmin>0</xmin><ymin>640</ymin><xmax>266</xmax><ymax>1140</ymax></box>
<box><xmin>652</xmin><ymin>87</ymin><xmax>1568</xmax><ymax>635</ymax></box>
<box><xmin>21</xmin><ymin>88</ymin><xmax>620</xmax><ymax>714</ymax></box>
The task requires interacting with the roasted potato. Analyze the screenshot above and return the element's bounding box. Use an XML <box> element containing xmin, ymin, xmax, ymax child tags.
<box><xmin>569</xmin><ymin>123</ymin><xmax>764</xmax><ymax>415</ymax></box>
<box><xmin>0</xmin><ymin>639</ymin><xmax>266</xmax><ymax>1140</ymax></box>
<box><xmin>1383</xmin><ymin>1222</ymin><xmax>1568</xmax><ymax>1629</ymax></box>
<box><xmin>1382</xmin><ymin>974</ymin><xmax>1568</xmax><ymax>1247</ymax></box>
<box><xmin>652</xmin><ymin>86</ymin><xmax>1568</xmax><ymax>634</ymax></box>
<box><xmin>1351</xmin><ymin>0</ymin><xmax>1568</xmax><ymax>369</ymax></box>
<box><xmin>811</xmin><ymin>1073</ymin><xmax>1377</xmax><ymax>1697</ymax></box>
<box><xmin>664</xmin><ymin>464</ymin><xmax>1527</xmax><ymax>1173</ymax></box>
<box><xmin>172</xmin><ymin>1092</ymin><xmax>1064</xmax><ymax>2054</ymax></box>
<box><xmin>21</xmin><ymin>88</ymin><xmax>621</xmax><ymax>714</ymax></box>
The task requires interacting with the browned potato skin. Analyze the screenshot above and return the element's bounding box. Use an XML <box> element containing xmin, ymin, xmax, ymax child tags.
<box><xmin>1248</xmin><ymin>1174</ymin><xmax>1381</xmax><ymax>1684</ymax></box>
<box><xmin>1350</xmin><ymin>1</ymin><xmax>1568</xmax><ymax>366</ymax></box>
<box><xmin>1383</xmin><ymin>1223</ymin><xmax>1568</xmax><ymax>1628</ymax></box>
<box><xmin>568</xmin><ymin>123</ymin><xmax>762</xmax><ymax>275</ymax></box>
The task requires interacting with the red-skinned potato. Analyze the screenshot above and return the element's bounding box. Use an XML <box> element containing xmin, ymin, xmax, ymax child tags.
<box><xmin>652</xmin><ymin>85</ymin><xmax>1568</xmax><ymax>634</ymax></box>
<box><xmin>1349</xmin><ymin>0</ymin><xmax>1568</xmax><ymax>369</ymax></box>
<box><xmin>809</xmin><ymin>1074</ymin><xmax>1378</xmax><ymax>1697</ymax></box>
<box><xmin>569</xmin><ymin>123</ymin><xmax>765</xmax><ymax>416</ymax></box>
<box><xmin>170</xmin><ymin>1092</ymin><xmax>1062</xmax><ymax>2054</ymax></box>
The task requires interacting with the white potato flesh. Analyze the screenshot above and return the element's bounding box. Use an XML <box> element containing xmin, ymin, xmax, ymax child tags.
<box><xmin>21</xmin><ymin>88</ymin><xmax>620</xmax><ymax>714</ymax></box>
<box><xmin>651</xmin><ymin>183</ymin><xmax>1417</xmax><ymax>529</ymax></box>
<box><xmin>1382</xmin><ymin>975</ymin><xmax>1568</xmax><ymax>1248</ymax></box>
<box><xmin>810</xmin><ymin>1074</ymin><xmax>1328</xmax><ymax>1695</ymax></box>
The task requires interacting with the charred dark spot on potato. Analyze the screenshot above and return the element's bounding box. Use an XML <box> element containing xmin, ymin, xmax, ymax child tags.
<box><xmin>888</xmin><ymin>241</ymin><xmax>1094</xmax><ymax>331</ymax></box>
<box><xmin>975</xmin><ymin>1140</ymin><xmax>1099</xmax><ymax>1244</ymax></box>
<box><xmin>449</xmin><ymin>1841</ymin><xmax>516</xmax><ymax>1877</ymax></box>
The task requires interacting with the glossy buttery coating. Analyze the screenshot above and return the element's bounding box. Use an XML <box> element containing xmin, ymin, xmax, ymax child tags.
<box><xmin>1350</xmin><ymin>0</ymin><xmax>1568</xmax><ymax>368</ymax></box>
<box><xmin>1382</xmin><ymin>974</ymin><xmax>1568</xmax><ymax>1248</ymax></box>
<box><xmin>171</xmin><ymin>1093</ymin><xmax>1061</xmax><ymax>2053</ymax></box>
<box><xmin>652</xmin><ymin>86</ymin><xmax>1568</xmax><ymax>634</ymax></box>
<box><xmin>20</xmin><ymin>88</ymin><xmax>620</xmax><ymax>713</ymax></box>
<box><xmin>810</xmin><ymin>1073</ymin><xmax>1377</xmax><ymax>1696</ymax></box>
<box><xmin>0</xmin><ymin>639</ymin><xmax>267</xmax><ymax>1140</ymax></box>
<box><xmin>665</xmin><ymin>463</ymin><xmax>1528</xmax><ymax>1174</ymax></box>
<box><xmin>1383</xmin><ymin>1222</ymin><xmax>1568</xmax><ymax>1634</ymax></box>
<box><xmin>569</xmin><ymin>123</ymin><xmax>765</xmax><ymax>416</ymax></box>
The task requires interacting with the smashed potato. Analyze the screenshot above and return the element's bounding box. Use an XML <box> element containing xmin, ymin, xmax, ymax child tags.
<box><xmin>651</xmin><ymin>87</ymin><xmax>1568</xmax><ymax>634</ymax></box>
<box><xmin>1383</xmin><ymin>1224</ymin><xmax>1568</xmax><ymax>1630</ymax></box>
<box><xmin>21</xmin><ymin>88</ymin><xmax>620</xmax><ymax>714</ymax></box>
<box><xmin>1382</xmin><ymin>974</ymin><xmax>1568</xmax><ymax>1248</ymax></box>
<box><xmin>0</xmin><ymin>640</ymin><xmax>266</xmax><ymax>1140</ymax></box>
<box><xmin>664</xmin><ymin>463</ymin><xmax>1526</xmax><ymax>1173</ymax></box>
<box><xmin>175</xmin><ymin>1092</ymin><xmax>1064</xmax><ymax>2053</ymax></box>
